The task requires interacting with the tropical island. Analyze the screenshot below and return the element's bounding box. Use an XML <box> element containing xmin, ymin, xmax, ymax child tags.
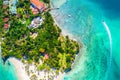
<box><xmin>0</xmin><ymin>0</ymin><xmax>81</xmax><ymax>80</ymax></box>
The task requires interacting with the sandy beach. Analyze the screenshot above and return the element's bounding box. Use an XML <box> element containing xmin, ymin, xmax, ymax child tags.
<box><xmin>8</xmin><ymin>58</ymin><xmax>30</xmax><ymax>80</ymax></box>
<box><xmin>50</xmin><ymin>2</ymin><xmax>77</xmax><ymax>42</ymax></box>
<box><xmin>8</xmin><ymin>57</ymin><xmax>64</xmax><ymax>80</ymax></box>
<box><xmin>51</xmin><ymin>12</ymin><xmax>77</xmax><ymax>42</ymax></box>
<box><xmin>53</xmin><ymin>72</ymin><xmax>64</xmax><ymax>80</ymax></box>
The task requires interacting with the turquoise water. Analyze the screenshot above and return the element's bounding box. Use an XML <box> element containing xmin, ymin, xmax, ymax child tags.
<box><xmin>0</xmin><ymin>42</ymin><xmax>18</xmax><ymax>80</ymax></box>
<box><xmin>0</xmin><ymin>61</ymin><xmax>18</xmax><ymax>80</ymax></box>
<box><xmin>51</xmin><ymin>0</ymin><xmax>120</xmax><ymax>80</ymax></box>
<box><xmin>0</xmin><ymin>0</ymin><xmax>120</xmax><ymax>80</ymax></box>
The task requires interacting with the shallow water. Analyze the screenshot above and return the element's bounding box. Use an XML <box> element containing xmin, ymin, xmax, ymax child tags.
<box><xmin>0</xmin><ymin>61</ymin><xmax>18</xmax><ymax>80</ymax></box>
<box><xmin>0</xmin><ymin>42</ymin><xmax>18</xmax><ymax>80</ymax></box>
<box><xmin>50</xmin><ymin>0</ymin><xmax>120</xmax><ymax>80</ymax></box>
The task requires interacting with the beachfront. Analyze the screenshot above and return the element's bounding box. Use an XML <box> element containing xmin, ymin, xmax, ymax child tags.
<box><xmin>9</xmin><ymin>57</ymin><xmax>64</xmax><ymax>80</ymax></box>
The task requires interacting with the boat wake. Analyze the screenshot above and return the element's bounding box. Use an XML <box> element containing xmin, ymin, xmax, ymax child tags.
<box><xmin>102</xmin><ymin>20</ymin><xmax>112</xmax><ymax>79</ymax></box>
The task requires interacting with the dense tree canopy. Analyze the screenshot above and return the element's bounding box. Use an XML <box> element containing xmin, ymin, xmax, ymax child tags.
<box><xmin>1</xmin><ymin>0</ymin><xmax>80</xmax><ymax>71</ymax></box>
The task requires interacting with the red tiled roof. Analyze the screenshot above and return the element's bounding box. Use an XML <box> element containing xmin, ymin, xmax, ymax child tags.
<box><xmin>4</xmin><ymin>23</ymin><xmax>9</xmax><ymax>29</ymax></box>
<box><xmin>30</xmin><ymin>0</ymin><xmax>45</xmax><ymax>10</ymax></box>
<box><xmin>31</xmin><ymin>6</ymin><xmax>39</xmax><ymax>14</ymax></box>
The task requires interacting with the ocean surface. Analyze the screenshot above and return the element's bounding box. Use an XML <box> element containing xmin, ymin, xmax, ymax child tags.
<box><xmin>50</xmin><ymin>0</ymin><xmax>120</xmax><ymax>80</ymax></box>
<box><xmin>0</xmin><ymin>0</ymin><xmax>120</xmax><ymax>80</ymax></box>
<box><xmin>0</xmin><ymin>42</ymin><xmax>18</xmax><ymax>80</ymax></box>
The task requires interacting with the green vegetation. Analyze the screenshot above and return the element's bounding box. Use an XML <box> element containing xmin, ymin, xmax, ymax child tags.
<box><xmin>37</xmin><ymin>64</ymin><xmax>50</xmax><ymax>71</ymax></box>
<box><xmin>0</xmin><ymin>1</ymin><xmax>4</xmax><ymax>39</ymax></box>
<box><xmin>30</xmin><ymin>74</ymin><xmax>37</xmax><ymax>80</ymax></box>
<box><xmin>42</xmin><ymin>0</ymin><xmax>50</xmax><ymax>3</ymax></box>
<box><xmin>1</xmin><ymin>0</ymin><xmax>80</xmax><ymax>72</ymax></box>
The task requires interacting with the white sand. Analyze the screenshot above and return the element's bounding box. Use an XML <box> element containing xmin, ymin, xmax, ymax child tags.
<box><xmin>50</xmin><ymin>0</ymin><xmax>71</xmax><ymax>38</ymax></box>
<box><xmin>53</xmin><ymin>72</ymin><xmax>64</xmax><ymax>80</ymax></box>
<box><xmin>51</xmin><ymin>13</ymin><xmax>77</xmax><ymax>41</ymax></box>
<box><xmin>8</xmin><ymin>57</ymin><xmax>63</xmax><ymax>80</ymax></box>
<box><xmin>8</xmin><ymin>58</ymin><xmax>30</xmax><ymax>80</ymax></box>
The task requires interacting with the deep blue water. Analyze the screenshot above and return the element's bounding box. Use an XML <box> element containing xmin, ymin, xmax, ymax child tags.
<box><xmin>51</xmin><ymin>0</ymin><xmax>120</xmax><ymax>80</ymax></box>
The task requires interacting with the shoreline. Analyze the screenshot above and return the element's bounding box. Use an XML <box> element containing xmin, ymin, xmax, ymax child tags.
<box><xmin>50</xmin><ymin>1</ymin><xmax>77</xmax><ymax>41</ymax></box>
<box><xmin>8</xmin><ymin>57</ymin><xmax>30</xmax><ymax>80</ymax></box>
<box><xmin>50</xmin><ymin>1</ymin><xmax>82</xmax><ymax>79</ymax></box>
<box><xmin>50</xmin><ymin>12</ymin><xmax>77</xmax><ymax>42</ymax></box>
<box><xmin>50</xmin><ymin>1</ymin><xmax>86</xmax><ymax>79</ymax></box>
<box><xmin>8</xmin><ymin>57</ymin><xmax>64</xmax><ymax>80</ymax></box>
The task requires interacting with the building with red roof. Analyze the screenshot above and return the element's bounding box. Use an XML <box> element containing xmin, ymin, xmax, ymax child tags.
<box><xmin>30</xmin><ymin>0</ymin><xmax>46</xmax><ymax>12</ymax></box>
<box><xmin>4</xmin><ymin>23</ymin><xmax>9</xmax><ymax>29</ymax></box>
<box><xmin>30</xmin><ymin>6</ymin><xmax>39</xmax><ymax>14</ymax></box>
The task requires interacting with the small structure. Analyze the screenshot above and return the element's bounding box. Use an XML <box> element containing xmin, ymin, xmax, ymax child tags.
<box><xmin>9</xmin><ymin>0</ymin><xmax>18</xmax><ymax>14</ymax></box>
<box><xmin>44</xmin><ymin>54</ymin><xmax>49</xmax><ymax>60</ymax></box>
<box><xmin>30</xmin><ymin>0</ymin><xmax>46</xmax><ymax>14</ymax></box>
<box><xmin>4</xmin><ymin>23</ymin><xmax>9</xmax><ymax>29</ymax></box>
<box><xmin>30</xmin><ymin>33</ymin><xmax>38</xmax><ymax>39</ymax></box>
<box><xmin>28</xmin><ymin>17</ymin><xmax>43</xmax><ymax>28</ymax></box>
<box><xmin>30</xmin><ymin>6</ymin><xmax>39</xmax><ymax>14</ymax></box>
<box><xmin>3</xmin><ymin>0</ymin><xmax>9</xmax><ymax>5</ymax></box>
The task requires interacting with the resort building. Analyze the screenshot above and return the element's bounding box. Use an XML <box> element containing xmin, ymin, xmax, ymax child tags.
<box><xmin>3</xmin><ymin>0</ymin><xmax>18</xmax><ymax>14</ymax></box>
<box><xmin>3</xmin><ymin>0</ymin><xmax>9</xmax><ymax>5</ymax></box>
<box><xmin>3</xmin><ymin>3</ymin><xmax>9</xmax><ymax>29</ymax></box>
<box><xmin>9</xmin><ymin>0</ymin><xmax>18</xmax><ymax>14</ymax></box>
<box><xmin>30</xmin><ymin>33</ymin><xmax>38</xmax><ymax>39</ymax></box>
<box><xmin>28</xmin><ymin>17</ymin><xmax>43</xmax><ymax>28</ymax></box>
<box><xmin>4</xmin><ymin>23</ymin><xmax>9</xmax><ymax>29</ymax></box>
<box><xmin>44</xmin><ymin>54</ymin><xmax>49</xmax><ymax>60</ymax></box>
<box><xmin>30</xmin><ymin>0</ymin><xmax>46</xmax><ymax>14</ymax></box>
<box><xmin>30</xmin><ymin>6</ymin><xmax>39</xmax><ymax>14</ymax></box>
